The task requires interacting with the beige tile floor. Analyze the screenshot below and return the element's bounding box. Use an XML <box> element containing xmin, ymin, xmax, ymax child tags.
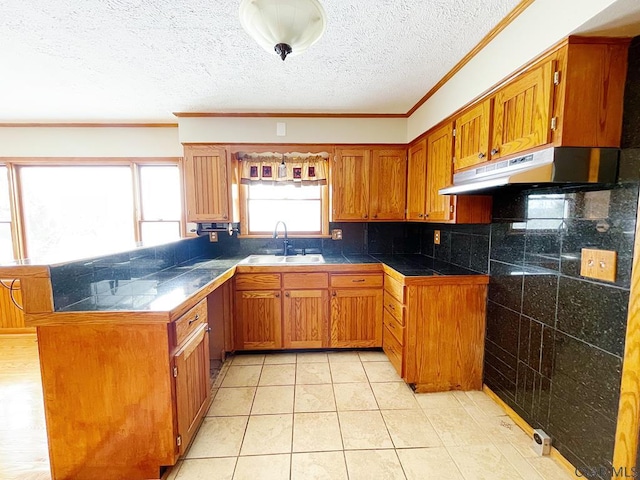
<box><xmin>168</xmin><ymin>351</ymin><xmax>578</xmax><ymax>480</ymax></box>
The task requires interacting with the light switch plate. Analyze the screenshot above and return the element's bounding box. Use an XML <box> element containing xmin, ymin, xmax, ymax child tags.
<box><xmin>434</xmin><ymin>230</ymin><xmax>441</xmax><ymax>245</ymax></box>
<box><xmin>331</xmin><ymin>229</ymin><xmax>343</xmax><ymax>240</ymax></box>
<box><xmin>276</xmin><ymin>122</ymin><xmax>286</xmax><ymax>136</ymax></box>
<box><xmin>580</xmin><ymin>248</ymin><xmax>617</xmax><ymax>282</ymax></box>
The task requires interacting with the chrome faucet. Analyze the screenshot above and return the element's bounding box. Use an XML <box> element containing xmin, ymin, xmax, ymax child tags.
<box><xmin>273</xmin><ymin>221</ymin><xmax>292</xmax><ymax>256</ymax></box>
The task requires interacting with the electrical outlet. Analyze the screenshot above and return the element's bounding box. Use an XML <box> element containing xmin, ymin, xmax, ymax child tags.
<box><xmin>209</xmin><ymin>232</ymin><xmax>218</xmax><ymax>242</ymax></box>
<box><xmin>434</xmin><ymin>230</ymin><xmax>441</xmax><ymax>245</ymax></box>
<box><xmin>580</xmin><ymin>248</ymin><xmax>617</xmax><ymax>282</ymax></box>
<box><xmin>331</xmin><ymin>229</ymin><xmax>343</xmax><ymax>240</ymax></box>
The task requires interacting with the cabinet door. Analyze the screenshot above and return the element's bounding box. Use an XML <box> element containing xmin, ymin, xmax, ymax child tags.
<box><xmin>235</xmin><ymin>290</ymin><xmax>282</xmax><ymax>350</ymax></box>
<box><xmin>332</xmin><ymin>149</ymin><xmax>370</xmax><ymax>221</ymax></box>
<box><xmin>184</xmin><ymin>146</ymin><xmax>231</xmax><ymax>222</ymax></box>
<box><xmin>330</xmin><ymin>288</ymin><xmax>383</xmax><ymax>348</ymax></box>
<box><xmin>369</xmin><ymin>148</ymin><xmax>407</xmax><ymax>220</ymax></box>
<box><xmin>425</xmin><ymin>123</ymin><xmax>455</xmax><ymax>222</ymax></box>
<box><xmin>491</xmin><ymin>61</ymin><xmax>554</xmax><ymax>159</ymax></box>
<box><xmin>175</xmin><ymin>324</ymin><xmax>211</xmax><ymax>455</ymax></box>
<box><xmin>454</xmin><ymin>99</ymin><xmax>492</xmax><ymax>171</ymax></box>
<box><xmin>283</xmin><ymin>290</ymin><xmax>329</xmax><ymax>348</ymax></box>
<box><xmin>406</xmin><ymin>140</ymin><xmax>427</xmax><ymax>221</ymax></box>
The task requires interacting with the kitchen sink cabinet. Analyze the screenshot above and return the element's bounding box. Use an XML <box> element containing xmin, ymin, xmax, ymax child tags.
<box><xmin>283</xmin><ymin>289</ymin><xmax>329</xmax><ymax>348</ymax></box>
<box><xmin>332</xmin><ymin>147</ymin><xmax>406</xmax><ymax>221</ymax></box>
<box><xmin>234</xmin><ymin>289</ymin><xmax>282</xmax><ymax>350</ymax></box>
<box><xmin>183</xmin><ymin>145</ymin><xmax>231</xmax><ymax>222</ymax></box>
<box><xmin>329</xmin><ymin>273</ymin><xmax>383</xmax><ymax>348</ymax></box>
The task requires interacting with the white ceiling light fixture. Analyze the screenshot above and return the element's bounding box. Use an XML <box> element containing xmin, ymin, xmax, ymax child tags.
<box><xmin>239</xmin><ymin>0</ymin><xmax>327</xmax><ymax>61</ymax></box>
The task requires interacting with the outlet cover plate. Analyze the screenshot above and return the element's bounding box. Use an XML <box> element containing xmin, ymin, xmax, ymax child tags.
<box><xmin>209</xmin><ymin>232</ymin><xmax>218</xmax><ymax>242</ymax></box>
<box><xmin>434</xmin><ymin>230</ymin><xmax>441</xmax><ymax>245</ymax></box>
<box><xmin>580</xmin><ymin>248</ymin><xmax>616</xmax><ymax>282</ymax></box>
<box><xmin>331</xmin><ymin>229</ymin><xmax>343</xmax><ymax>240</ymax></box>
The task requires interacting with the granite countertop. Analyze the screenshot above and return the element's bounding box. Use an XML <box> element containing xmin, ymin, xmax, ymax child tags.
<box><xmin>56</xmin><ymin>254</ymin><xmax>484</xmax><ymax>313</ymax></box>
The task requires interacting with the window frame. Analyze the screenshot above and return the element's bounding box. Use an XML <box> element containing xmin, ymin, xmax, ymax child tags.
<box><xmin>235</xmin><ymin>157</ymin><xmax>330</xmax><ymax>238</ymax></box>
<box><xmin>0</xmin><ymin>157</ymin><xmax>183</xmax><ymax>260</ymax></box>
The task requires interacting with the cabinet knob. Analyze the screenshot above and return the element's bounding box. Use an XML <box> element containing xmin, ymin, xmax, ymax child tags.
<box><xmin>275</xmin><ymin>293</ymin><xmax>280</xmax><ymax>298</ymax></box>
<box><xmin>363</xmin><ymin>214</ymin><xmax>368</xmax><ymax>219</ymax></box>
<box><xmin>388</xmin><ymin>304</ymin><xmax>395</xmax><ymax>310</ymax></box>
<box><xmin>478</xmin><ymin>152</ymin><xmax>485</xmax><ymax>159</ymax></box>
<box><xmin>418</xmin><ymin>213</ymin><xmax>423</xmax><ymax>218</ymax></box>
<box><xmin>491</xmin><ymin>148</ymin><xmax>499</xmax><ymax>155</ymax></box>
<box><xmin>285</xmin><ymin>292</ymin><xmax>290</xmax><ymax>297</ymax></box>
<box><xmin>223</xmin><ymin>215</ymin><xmax>228</xmax><ymax>220</ymax></box>
<box><xmin>188</xmin><ymin>314</ymin><xmax>199</xmax><ymax>325</ymax></box>
<box><xmin>332</xmin><ymin>291</ymin><xmax>337</xmax><ymax>297</ymax></box>
<box><xmin>373</xmin><ymin>214</ymin><xmax>378</xmax><ymax>219</ymax></box>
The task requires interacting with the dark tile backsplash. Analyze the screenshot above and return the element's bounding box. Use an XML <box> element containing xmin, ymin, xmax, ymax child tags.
<box><xmin>485</xmin><ymin>184</ymin><xmax>637</xmax><ymax>480</ymax></box>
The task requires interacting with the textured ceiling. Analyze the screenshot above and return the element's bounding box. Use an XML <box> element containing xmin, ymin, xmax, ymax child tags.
<box><xmin>0</xmin><ymin>0</ymin><xmax>525</xmax><ymax>121</ymax></box>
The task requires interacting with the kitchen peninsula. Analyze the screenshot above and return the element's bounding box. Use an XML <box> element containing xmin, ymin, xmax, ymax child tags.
<box><xmin>0</xmin><ymin>235</ymin><xmax>488</xmax><ymax>480</ymax></box>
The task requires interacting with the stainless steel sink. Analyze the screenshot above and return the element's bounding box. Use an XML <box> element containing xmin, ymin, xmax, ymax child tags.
<box><xmin>238</xmin><ymin>254</ymin><xmax>325</xmax><ymax>265</ymax></box>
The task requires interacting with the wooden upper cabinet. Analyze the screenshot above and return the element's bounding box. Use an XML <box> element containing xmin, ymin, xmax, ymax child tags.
<box><xmin>491</xmin><ymin>61</ymin><xmax>554</xmax><ymax>160</ymax></box>
<box><xmin>552</xmin><ymin>38</ymin><xmax>629</xmax><ymax>147</ymax></box>
<box><xmin>332</xmin><ymin>148</ymin><xmax>370</xmax><ymax>221</ymax></box>
<box><xmin>370</xmin><ymin>148</ymin><xmax>407</xmax><ymax>220</ymax></box>
<box><xmin>183</xmin><ymin>145</ymin><xmax>231</xmax><ymax>222</ymax></box>
<box><xmin>406</xmin><ymin>140</ymin><xmax>427</xmax><ymax>221</ymax></box>
<box><xmin>425</xmin><ymin>123</ymin><xmax>455</xmax><ymax>222</ymax></box>
<box><xmin>454</xmin><ymin>99</ymin><xmax>492</xmax><ymax>171</ymax></box>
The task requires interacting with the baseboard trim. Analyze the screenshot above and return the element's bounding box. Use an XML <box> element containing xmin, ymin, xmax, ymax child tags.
<box><xmin>482</xmin><ymin>384</ymin><xmax>580</xmax><ymax>477</ymax></box>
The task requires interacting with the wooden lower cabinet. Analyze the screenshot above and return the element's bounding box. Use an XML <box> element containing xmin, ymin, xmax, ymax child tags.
<box><xmin>329</xmin><ymin>287</ymin><xmax>383</xmax><ymax>348</ymax></box>
<box><xmin>174</xmin><ymin>323</ymin><xmax>211</xmax><ymax>455</ymax></box>
<box><xmin>235</xmin><ymin>290</ymin><xmax>282</xmax><ymax>350</ymax></box>
<box><xmin>0</xmin><ymin>279</ymin><xmax>32</xmax><ymax>333</ymax></box>
<box><xmin>404</xmin><ymin>282</ymin><xmax>487</xmax><ymax>392</ymax></box>
<box><xmin>283</xmin><ymin>289</ymin><xmax>329</xmax><ymax>348</ymax></box>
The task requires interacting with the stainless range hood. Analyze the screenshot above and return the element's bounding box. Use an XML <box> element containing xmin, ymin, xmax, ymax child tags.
<box><xmin>439</xmin><ymin>147</ymin><xmax>619</xmax><ymax>195</ymax></box>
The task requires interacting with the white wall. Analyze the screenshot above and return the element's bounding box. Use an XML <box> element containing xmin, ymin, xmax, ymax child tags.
<box><xmin>406</xmin><ymin>0</ymin><xmax>621</xmax><ymax>142</ymax></box>
<box><xmin>178</xmin><ymin>117</ymin><xmax>407</xmax><ymax>145</ymax></box>
<box><xmin>0</xmin><ymin>127</ymin><xmax>182</xmax><ymax>157</ymax></box>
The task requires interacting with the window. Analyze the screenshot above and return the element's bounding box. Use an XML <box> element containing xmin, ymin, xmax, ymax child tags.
<box><xmin>245</xmin><ymin>183</ymin><xmax>325</xmax><ymax>235</ymax></box>
<box><xmin>0</xmin><ymin>166</ymin><xmax>13</xmax><ymax>262</ymax></box>
<box><xmin>139</xmin><ymin>165</ymin><xmax>181</xmax><ymax>245</ymax></box>
<box><xmin>17</xmin><ymin>162</ymin><xmax>182</xmax><ymax>260</ymax></box>
<box><xmin>21</xmin><ymin>166</ymin><xmax>136</xmax><ymax>260</ymax></box>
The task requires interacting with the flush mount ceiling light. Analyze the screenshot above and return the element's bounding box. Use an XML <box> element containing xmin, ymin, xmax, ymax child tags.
<box><xmin>239</xmin><ymin>0</ymin><xmax>327</xmax><ymax>61</ymax></box>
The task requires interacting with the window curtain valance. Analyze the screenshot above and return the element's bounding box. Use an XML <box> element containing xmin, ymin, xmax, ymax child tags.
<box><xmin>238</xmin><ymin>153</ymin><xmax>328</xmax><ymax>185</ymax></box>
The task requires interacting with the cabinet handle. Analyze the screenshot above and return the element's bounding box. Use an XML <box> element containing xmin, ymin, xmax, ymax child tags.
<box><xmin>363</xmin><ymin>214</ymin><xmax>368</xmax><ymax>219</ymax></box>
<box><xmin>207</xmin><ymin>327</ymin><xmax>212</xmax><ymax>333</ymax></box>
<box><xmin>478</xmin><ymin>152</ymin><xmax>485</xmax><ymax>159</ymax></box>
<box><xmin>418</xmin><ymin>213</ymin><xmax>423</xmax><ymax>218</ymax></box>
<box><xmin>373</xmin><ymin>214</ymin><xmax>378</xmax><ymax>219</ymax></box>
<box><xmin>223</xmin><ymin>215</ymin><xmax>228</xmax><ymax>219</ymax></box>
<box><xmin>491</xmin><ymin>148</ymin><xmax>499</xmax><ymax>155</ymax></box>
<box><xmin>332</xmin><ymin>291</ymin><xmax>337</xmax><ymax>297</ymax></box>
<box><xmin>188</xmin><ymin>314</ymin><xmax>199</xmax><ymax>325</ymax></box>
<box><xmin>275</xmin><ymin>293</ymin><xmax>280</xmax><ymax>298</ymax></box>
<box><xmin>352</xmin><ymin>279</ymin><xmax>366</xmax><ymax>283</ymax></box>
<box><xmin>388</xmin><ymin>303</ymin><xmax>395</xmax><ymax>310</ymax></box>
<box><xmin>285</xmin><ymin>292</ymin><xmax>290</xmax><ymax>297</ymax></box>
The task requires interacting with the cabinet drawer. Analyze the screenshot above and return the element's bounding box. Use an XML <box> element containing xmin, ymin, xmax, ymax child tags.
<box><xmin>384</xmin><ymin>291</ymin><xmax>404</xmax><ymax>325</ymax></box>
<box><xmin>384</xmin><ymin>275</ymin><xmax>404</xmax><ymax>303</ymax></box>
<box><xmin>330</xmin><ymin>274</ymin><xmax>383</xmax><ymax>288</ymax></box>
<box><xmin>383</xmin><ymin>309</ymin><xmax>404</xmax><ymax>345</ymax></box>
<box><xmin>383</xmin><ymin>325</ymin><xmax>403</xmax><ymax>377</ymax></box>
<box><xmin>235</xmin><ymin>273</ymin><xmax>281</xmax><ymax>290</ymax></box>
<box><xmin>283</xmin><ymin>272</ymin><xmax>328</xmax><ymax>289</ymax></box>
<box><xmin>174</xmin><ymin>298</ymin><xmax>208</xmax><ymax>346</ymax></box>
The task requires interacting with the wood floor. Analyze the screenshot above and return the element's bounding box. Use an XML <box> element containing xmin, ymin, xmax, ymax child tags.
<box><xmin>0</xmin><ymin>334</ymin><xmax>51</xmax><ymax>480</ymax></box>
